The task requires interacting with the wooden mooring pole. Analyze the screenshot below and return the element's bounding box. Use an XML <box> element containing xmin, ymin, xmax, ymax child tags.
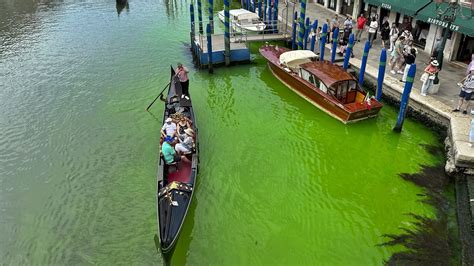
<box><xmin>343</xmin><ymin>33</ymin><xmax>354</xmax><ymax>70</ymax></box>
<box><xmin>319</xmin><ymin>23</ymin><xmax>328</xmax><ymax>61</ymax></box>
<box><xmin>224</xmin><ymin>0</ymin><xmax>230</xmax><ymax>66</ymax></box>
<box><xmin>376</xmin><ymin>49</ymin><xmax>387</xmax><ymax>101</ymax></box>
<box><xmin>310</xmin><ymin>20</ymin><xmax>318</xmax><ymax>52</ymax></box>
<box><xmin>358</xmin><ymin>40</ymin><xmax>371</xmax><ymax>85</ymax></box>
<box><xmin>206</xmin><ymin>24</ymin><xmax>213</xmax><ymax>73</ymax></box>
<box><xmin>330</xmin><ymin>27</ymin><xmax>339</xmax><ymax>63</ymax></box>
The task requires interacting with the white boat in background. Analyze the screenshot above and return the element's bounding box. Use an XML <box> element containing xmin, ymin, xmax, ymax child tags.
<box><xmin>217</xmin><ymin>9</ymin><xmax>266</xmax><ymax>33</ymax></box>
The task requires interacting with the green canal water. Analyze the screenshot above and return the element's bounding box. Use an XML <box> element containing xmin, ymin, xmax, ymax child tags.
<box><xmin>0</xmin><ymin>0</ymin><xmax>444</xmax><ymax>264</ymax></box>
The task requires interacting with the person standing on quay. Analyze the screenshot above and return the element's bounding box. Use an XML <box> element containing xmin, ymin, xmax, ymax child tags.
<box><xmin>176</xmin><ymin>63</ymin><xmax>190</xmax><ymax>100</ymax></box>
<box><xmin>389</xmin><ymin>23</ymin><xmax>399</xmax><ymax>52</ymax></box>
<box><xmin>380</xmin><ymin>17</ymin><xmax>390</xmax><ymax>48</ymax></box>
<box><xmin>453</xmin><ymin>68</ymin><xmax>474</xmax><ymax>114</ymax></box>
<box><xmin>400</xmin><ymin>48</ymin><xmax>416</xmax><ymax>83</ymax></box>
<box><xmin>355</xmin><ymin>13</ymin><xmax>366</xmax><ymax>42</ymax></box>
<box><xmin>367</xmin><ymin>17</ymin><xmax>378</xmax><ymax>47</ymax></box>
<box><xmin>420</xmin><ymin>60</ymin><xmax>439</xmax><ymax>96</ymax></box>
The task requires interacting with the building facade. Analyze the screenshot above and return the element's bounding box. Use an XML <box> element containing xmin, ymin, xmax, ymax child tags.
<box><xmin>314</xmin><ymin>0</ymin><xmax>474</xmax><ymax>64</ymax></box>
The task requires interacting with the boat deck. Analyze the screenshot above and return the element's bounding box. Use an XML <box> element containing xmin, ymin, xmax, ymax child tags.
<box><xmin>167</xmin><ymin>158</ymin><xmax>192</xmax><ymax>184</ymax></box>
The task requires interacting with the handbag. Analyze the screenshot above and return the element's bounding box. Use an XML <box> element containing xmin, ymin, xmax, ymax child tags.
<box><xmin>428</xmin><ymin>74</ymin><xmax>436</xmax><ymax>80</ymax></box>
<box><xmin>420</xmin><ymin>73</ymin><xmax>429</xmax><ymax>82</ymax></box>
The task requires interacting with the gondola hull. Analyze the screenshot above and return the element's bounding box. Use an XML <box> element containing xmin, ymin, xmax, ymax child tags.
<box><xmin>156</xmin><ymin>67</ymin><xmax>198</xmax><ymax>254</ymax></box>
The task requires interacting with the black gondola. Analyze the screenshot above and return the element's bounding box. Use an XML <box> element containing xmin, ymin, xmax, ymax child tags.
<box><xmin>156</xmin><ymin>66</ymin><xmax>198</xmax><ymax>254</ymax></box>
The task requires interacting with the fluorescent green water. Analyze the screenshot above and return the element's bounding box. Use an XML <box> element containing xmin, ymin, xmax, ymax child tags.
<box><xmin>0</xmin><ymin>0</ymin><xmax>442</xmax><ymax>264</ymax></box>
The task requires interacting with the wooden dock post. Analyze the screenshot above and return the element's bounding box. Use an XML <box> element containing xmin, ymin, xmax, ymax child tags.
<box><xmin>358</xmin><ymin>40</ymin><xmax>371</xmax><ymax>85</ymax></box>
<box><xmin>206</xmin><ymin>24</ymin><xmax>213</xmax><ymax>73</ymax></box>
<box><xmin>343</xmin><ymin>33</ymin><xmax>354</xmax><ymax>70</ymax></box>
<box><xmin>267</xmin><ymin>0</ymin><xmax>272</xmax><ymax>31</ymax></box>
<box><xmin>273</xmin><ymin>0</ymin><xmax>279</xmax><ymax>33</ymax></box>
<box><xmin>208</xmin><ymin>0</ymin><xmax>214</xmax><ymax>34</ymax></box>
<box><xmin>320</xmin><ymin>23</ymin><xmax>328</xmax><ymax>61</ymax></box>
<box><xmin>393</xmin><ymin>64</ymin><xmax>416</xmax><ymax>133</ymax></box>
<box><xmin>197</xmin><ymin>0</ymin><xmax>203</xmax><ymax>34</ymax></box>
<box><xmin>376</xmin><ymin>49</ymin><xmax>387</xmax><ymax>101</ymax></box>
<box><xmin>263</xmin><ymin>0</ymin><xmax>267</xmax><ymax>22</ymax></box>
<box><xmin>224</xmin><ymin>0</ymin><xmax>230</xmax><ymax>66</ymax></box>
<box><xmin>291</xmin><ymin>11</ymin><xmax>297</xmax><ymax>50</ymax></box>
<box><xmin>330</xmin><ymin>27</ymin><xmax>339</xmax><ymax>63</ymax></box>
<box><xmin>297</xmin><ymin>0</ymin><xmax>306</xmax><ymax>50</ymax></box>
<box><xmin>310</xmin><ymin>20</ymin><xmax>318</xmax><ymax>52</ymax></box>
<box><xmin>258</xmin><ymin>0</ymin><xmax>262</xmax><ymax>18</ymax></box>
<box><xmin>303</xmin><ymin>17</ymin><xmax>310</xmax><ymax>49</ymax></box>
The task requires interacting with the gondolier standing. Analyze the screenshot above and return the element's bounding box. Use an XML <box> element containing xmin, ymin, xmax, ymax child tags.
<box><xmin>176</xmin><ymin>63</ymin><xmax>190</xmax><ymax>100</ymax></box>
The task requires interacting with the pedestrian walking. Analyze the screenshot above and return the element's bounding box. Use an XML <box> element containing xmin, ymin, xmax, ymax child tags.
<box><xmin>380</xmin><ymin>17</ymin><xmax>390</xmax><ymax>48</ymax></box>
<box><xmin>175</xmin><ymin>63</ymin><xmax>190</xmax><ymax>100</ymax></box>
<box><xmin>400</xmin><ymin>48</ymin><xmax>416</xmax><ymax>83</ymax></box>
<box><xmin>343</xmin><ymin>16</ymin><xmax>353</xmax><ymax>33</ymax></box>
<box><xmin>367</xmin><ymin>17</ymin><xmax>378</xmax><ymax>47</ymax></box>
<box><xmin>420</xmin><ymin>60</ymin><xmax>439</xmax><ymax>96</ymax></box>
<box><xmin>390</xmin><ymin>36</ymin><xmax>405</xmax><ymax>74</ymax></box>
<box><xmin>355</xmin><ymin>13</ymin><xmax>366</xmax><ymax>42</ymax></box>
<box><xmin>389</xmin><ymin>23</ymin><xmax>399</xmax><ymax>52</ymax></box>
<box><xmin>453</xmin><ymin>68</ymin><xmax>474</xmax><ymax>114</ymax></box>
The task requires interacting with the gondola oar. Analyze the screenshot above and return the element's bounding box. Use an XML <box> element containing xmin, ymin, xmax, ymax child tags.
<box><xmin>146</xmin><ymin>82</ymin><xmax>171</xmax><ymax>111</ymax></box>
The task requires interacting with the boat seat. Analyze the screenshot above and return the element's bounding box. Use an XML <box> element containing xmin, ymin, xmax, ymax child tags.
<box><xmin>166</xmin><ymin>161</ymin><xmax>179</xmax><ymax>173</ymax></box>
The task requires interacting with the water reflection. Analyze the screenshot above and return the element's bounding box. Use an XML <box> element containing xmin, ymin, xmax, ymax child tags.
<box><xmin>116</xmin><ymin>0</ymin><xmax>129</xmax><ymax>17</ymax></box>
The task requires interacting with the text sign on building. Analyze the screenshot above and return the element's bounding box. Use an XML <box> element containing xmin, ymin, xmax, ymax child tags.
<box><xmin>427</xmin><ymin>17</ymin><xmax>460</xmax><ymax>31</ymax></box>
<box><xmin>381</xmin><ymin>3</ymin><xmax>391</xmax><ymax>9</ymax></box>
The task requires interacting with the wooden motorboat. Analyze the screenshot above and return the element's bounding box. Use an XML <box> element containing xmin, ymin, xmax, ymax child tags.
<box><xmin>259</xmin><ymin>45</ymin><xmax>383</xmax><ymax>123</ymax></box>
<box><xmin>217</xmin><ymin>9</ymin><xmax>266</xmax><ymax>33</ymax></box>
<box><xmin>156</xmin><ymin>67</ymin><xmax>198</xmax><ymax>254</ymax></box>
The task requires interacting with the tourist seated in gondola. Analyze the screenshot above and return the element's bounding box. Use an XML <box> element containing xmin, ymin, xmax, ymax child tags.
<box><xmin>161</xmin><ymin>136</ymin><xmax>181</xmax><ymax>165</ymax></box>
<box><xmin>175</xmin><ymin>128</ymin><xmax>194</xmax><ymax>155</ymax></box>
<box><xmin>177</xmin><ymin>117</ymin><xmax>191</xmax><ymax>141</ymax></box>
<box><xmin>161</xmin><ymin>117</ymin><xmax>177</xmax><ymax>139</ymax></box>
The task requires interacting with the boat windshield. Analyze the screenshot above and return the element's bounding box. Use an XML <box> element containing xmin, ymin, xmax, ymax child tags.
<box><xmin>331</xmin><ymin>80</ymin><xmax>361</xmax><ymax>103</ymax></box>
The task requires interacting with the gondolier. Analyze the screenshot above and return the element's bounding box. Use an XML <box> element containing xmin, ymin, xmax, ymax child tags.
<box><xmin>175</xmin><ymin>63</ymin><xmax>190</xmax><ymax>100</ymax></box>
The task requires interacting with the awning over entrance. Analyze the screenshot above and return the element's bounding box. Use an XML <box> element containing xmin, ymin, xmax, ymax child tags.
<box><xmin>416</xmin><ymin>2</ymin><xmax>474</xmax><ymax>37</ymax></box>
<box><xmin>364</xmin><ymin>0</ymin><xmax>474</xmax><ymax>37</ymax></box>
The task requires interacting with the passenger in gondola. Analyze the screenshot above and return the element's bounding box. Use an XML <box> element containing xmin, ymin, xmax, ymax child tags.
<box><xmin>161</xmin><ymin>117</ymin><xmax>177</xmax><ymax>139</ymax></box>
<box><xmin>162</xmin><ymin>136</ymin><xmax>181</xmax><ymax>165</ymax></box>
<box><xmin>177</xmin><ymin>117</ymin><xmax>191</xmax><ymax>141</ymax></box>
<box><xmin>175</xmin><ymin>128</ymin><xmax>194</xmax><ymax>155</ymax></box>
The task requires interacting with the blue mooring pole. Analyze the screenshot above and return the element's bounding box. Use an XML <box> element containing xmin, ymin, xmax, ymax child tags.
<box><xmin>304</xmin><ymin>17</ymin><xmax>310</xmax><ymax>49</ymax></box>
<box><xmin>197</xmin><ymin>0</ymin><xmax>203</xmax><ymax>34</ymax></box>
<box><xmin>291</xmin><ymin>11</ymin><xmax>297</xmax><ymax>50</ymax></box>
<box><xmin>258</xmin><ymin>0</ymin><xmax>262</xmax><ymax>18</ymax></box>
<box><xmin>273</xmin><ymin>0</ymin><xmax>279</xmax><ymax>33</ymax></box>
<box><xmin>320</xmin><ymin>23</ymin><xmax>328</xmax><ymax>61</ymax></box>
<box><xmin>190</xmin><ymin>4</ymin><xmax>195</xmax><ymax>51</ymax></box>
<box><xmin>310</xmin><ymin>20</ymin><xmax>318</xmax><ymax>52</ymax></box>
<box><xmin>267</xmin><ymin>0</ymin><xmax>272</xmax><ymax>31</ymax></box>
<box><xmin>224</xmin><ymin>0</ymin><xmax>230</xmax><ymax>66</ymax></box>
<box><xmin>343</xmin><ymin>33</ymin><xmax>354</xmax><ymax>70</ymax></box>
<box><xmin>393</xmin><ymin>64</ymin><xmax>417</xmax><ymax>133</ymax></box>
<box><xmin>208</xmin><ymin>0</ymin><xmax>214</xmax><ymax>34</ymax></box>
<box><xmin>206</xmin><ymin>24</ymin><xmax>213</xmax><ymax>74</ymax></box>
<box><xmin>246</xmin><ymin>0</ymin><xmax>250</xmax><ymax>10</ymax></box>
<box><xmin>376</xmin><ymin>49</ymin><xmax>387</xmax><ymax>101</ymax></box>
<box><xmin>330</xmin><ymin>28</ymin><xmax>339</xmax><ymax>63</ymax></box>
<box><xmin>358</xmin><ymin>40</ymin><xmax>371</xmax><ymax>85</ymax></box>
<box><xmin>263</xmin><ymin>0</ymin><xmax>267</xmax><ymax>22</ymax></box>
<box><xmin>297</xmin><ymin>0</ymin><xmax>307</xmax><ymax>50</ymax></box>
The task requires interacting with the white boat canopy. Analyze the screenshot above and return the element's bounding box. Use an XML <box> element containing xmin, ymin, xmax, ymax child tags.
<box><xmin>229</xmin><ymin>9</ymin><xmax>259</xmax><ymax>20</ymax></box>
<box><xmin>279</xmin><ymin>50</ymin><xmax>318</xmax><ymax>68</ymax></box>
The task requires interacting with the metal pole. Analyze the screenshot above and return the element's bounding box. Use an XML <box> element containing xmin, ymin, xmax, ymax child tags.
<box><xmin>310</xmin><ymin>20</ymin><xmax>318</xmax><ymax>52</ymax></box>
<box><xmin>206</xmin><ymin>24</ymin><xmax>213</xmax><ymax>73</ymax></box>
<box><xmin>197</xmin><ymin>0</ymin><xmax>203</xmax><ymax>34</ymax></box>
<box><xmin>330</xmin><ymin>27</ymin><xmax>339</xmax><ymax>63</ymax></box>
<box><xmin>304</xmin><ymin>17</ymin><xmax>310</xmax><ymax>49</ymax></box>
<box><xmin>224</xmin><ymin>0</ymin><xmax>230</xmax><ymax>66</ymax></box>
<box><xmin>297</xmin><ymin>0</ymin><xmax>307</xmax><ymax>50</ymax></box>
<box><xmin>358</xmin><ymin>40</ymin><xmax>371</xmax><ymax>85</ymax></box>
<box><xmin>343</xmin><ymin>33</ymin><xmax>354</xmax><ymax>70</ymax></box>
<box><xmin>320</xmin><ymin>23</ymin><xmax>328</xmax><ymax>61</ymax></box>
<box><xmin>376</xmin><ymin>48</ymin><xmax>387</xmax><ymax>101</ymax></box>
<box><xmin>208</xmin><ymin>0</ymin><xmax>214</xmax><ymax>34</ymax></box>
<box><xmin>291</xmin><ymin>11</ymin><xmax>297</xmax><ymax>50</ymax></box>
<box><xmin>394</xmin><ymin>64</ymin><xmax>416</xmax><ymax>133</ymax></box>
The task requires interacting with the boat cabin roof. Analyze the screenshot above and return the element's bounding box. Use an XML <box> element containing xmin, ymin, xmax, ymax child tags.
<box><xmin>229</xmin><ymin>9</ymin><xmax>259</xmax><ymax>20</ymax></box>
<box><xmin>300</xmin><ymin>61</ymin><xmax>354</xmax><ymax>87</ymax></box>
<box><xmin>279</xmin><ymin>50</ymin><xmax>318</xmax><ymax>68</ymax></box>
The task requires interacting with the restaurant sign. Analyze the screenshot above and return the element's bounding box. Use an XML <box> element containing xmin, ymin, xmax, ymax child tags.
<box><xmin>427</xmin><ymin>17</ymin><xmax>460</xmax><ymax>31</ymax></box>
<box><xmin>381</xmin><ymin>3</ymin><xmax>392</xmax><ymax>9</ymax></box>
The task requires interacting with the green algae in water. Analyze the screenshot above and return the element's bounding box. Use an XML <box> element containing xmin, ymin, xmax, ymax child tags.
<box><xmin>0</xmin><ymin>0</ymin><xmax>451</xmax><ymax>264</ymax></box>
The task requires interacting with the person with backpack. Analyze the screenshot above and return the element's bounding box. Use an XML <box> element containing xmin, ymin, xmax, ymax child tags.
<box><xmin>389</xmin><ymin>23</ymin><xmax>399</xmax><ymax>52</ymax></box>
